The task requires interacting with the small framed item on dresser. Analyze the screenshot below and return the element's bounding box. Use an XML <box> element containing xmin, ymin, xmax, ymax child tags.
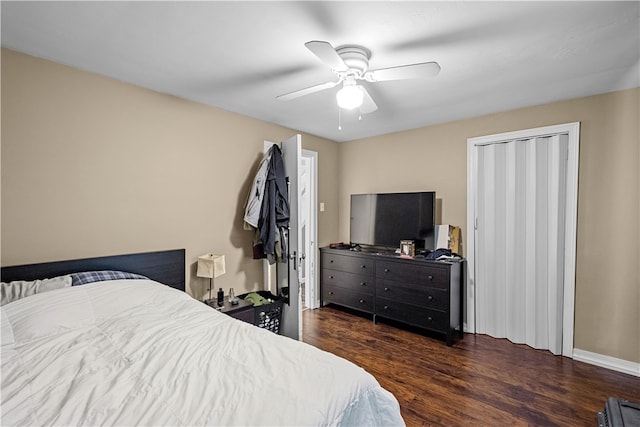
<box><xmin>400</xmin><ymin>240</ymin><xmax>415</xmax><ymax>257</ymax></box>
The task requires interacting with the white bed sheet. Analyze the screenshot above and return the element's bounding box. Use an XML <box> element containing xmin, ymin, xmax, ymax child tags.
<box><xmin>1</xmin><ymin>279</ymin><xmax>404</xmax><ymax>426</ymax></box>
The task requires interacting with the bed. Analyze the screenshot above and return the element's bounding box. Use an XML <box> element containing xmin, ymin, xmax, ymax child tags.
<box><xmin>1</xmin><ymin>249</ymin><xmax>404</xmax><ymax>426</ymax></box>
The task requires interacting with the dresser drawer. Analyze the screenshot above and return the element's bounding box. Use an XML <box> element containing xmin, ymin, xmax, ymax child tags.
<box><xmin>323</xmin><ymin>284</ymin><xmax>374</xmax><ymax>313</ymax></box>
<box><xmin>376</xmin><ymin>261</ymin><xmax>449</xmax><ymax>289</ymax></box>
<box><xmin>376</xmin><ymin>296</ymin><xmax>448</xmax><ymax>332</ymax></box>
<box><xmin>322</xmin><ymin>269</ymin><xmax>374</xmax><ymax>295</ymax></box>
<box><xmin>322</xmin><ymin>252</ymin><xmax>374</xmax><ymax>276</ymax></box>
<box><xmin>376</xmin><ymin>280</ymin><xmax>448</xmax><ymax>310</ymax></box>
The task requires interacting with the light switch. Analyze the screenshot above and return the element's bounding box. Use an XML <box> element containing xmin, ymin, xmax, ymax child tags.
<box><xmin>320</xmin><ymin>202</ymin><xmax>325</xmax><ymax>212</ymax></box>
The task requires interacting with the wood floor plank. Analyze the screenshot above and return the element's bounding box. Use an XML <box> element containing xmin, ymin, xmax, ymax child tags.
<box><xmin>303</xmin><ymin>305</ymin><xmax>639</xmax><ymax>426</ymax></box>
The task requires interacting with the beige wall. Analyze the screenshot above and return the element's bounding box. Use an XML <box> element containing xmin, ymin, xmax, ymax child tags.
<box><xmin>1</xmin><ymin>49</ymin><xmax>340</xmax><ymax>299</ymax></box>
<box><xmin>338</xmin><ymin>88</ymin><xmax>639</xmax><ymax>363</ymax></box>
<box><xmin>2</xmin><ymin>48</ymin><xmax>637</xmax><ymax>364</ymax></box>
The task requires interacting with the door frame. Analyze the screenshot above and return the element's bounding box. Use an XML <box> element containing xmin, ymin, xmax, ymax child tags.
<box><xmin>302</xmin><ymin>149</ymin><xmax>320</xmax><ymax>310</ymax></box>
<box><xmin>466</xmin><ymin>122</ymin><xmax>580</xmax><ymax>357</ymax></box>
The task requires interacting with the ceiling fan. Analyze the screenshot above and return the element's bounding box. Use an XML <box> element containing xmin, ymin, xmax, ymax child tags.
<box><xmin>277</xmin><ymin>40</ymin><xmax>441</xmax><ymax>114</ymax></box>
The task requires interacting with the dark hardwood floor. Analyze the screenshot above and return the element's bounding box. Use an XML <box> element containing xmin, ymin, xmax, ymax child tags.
<box><xmin>302</xmin><ymin>305</ymin><xmax>639</xmax><ymax>426</ymax></box>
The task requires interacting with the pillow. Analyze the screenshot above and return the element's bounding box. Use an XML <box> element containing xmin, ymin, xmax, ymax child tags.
<box><xmin>1</xmin><ymin>275</ymin><xmax>72</xmax><ymax>306</ymax></box>
<box><xmin>70</xmin><ymin>270</ymin><xmax>148</xmax><ymax>286</ymax></box>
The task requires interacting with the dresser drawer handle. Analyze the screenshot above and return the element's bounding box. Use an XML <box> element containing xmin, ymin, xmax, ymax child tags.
<box><xmin>329</xmin><ymin>291</ymin><xmax>334</xmax><ymax>295</ymax></box>
<box><xmin>427</xmin><ymin>316</ymin><xmax>433</xmax><ymax>322</ymax></box>
<box><xmin>428</xmin><ymin>275</ymin><xmax>433</xmax><ymax>280</ymax></box>
<box><xmin>384</xmin><ymin>268</ymin><xmax>390</xmax><ymax>273</ymax></box>
<box><xmin>384</xmin><ymin>287</ymin><xmax>389</xmax><ymax>292</ymax></box>
<box><xmin>360</xmin><ymin>265</ymin><xmax>366</xmax><ymax>269</ymax></box>
<box><xmin>330</xmin><ymin>260</ymin><xmax>334</xmax><ymax>263</ymax></box>
<box><xmin>329</xmin><ymin>275</ymin><xmax>334</xmax><ymax>279</ymax></box>
<box><xmin>383</xmin><ymin>305</ymin><xmax>389</xmax><ymax>310</ymax></box>
<box><xmin>359</xmin><ymin>299</ymin><xmax>364</xmax><ymax>304</ymax></box>
<box><xmin>427</xmin><ymin>295</ymin><xmax>433</xmax><ymax>301</ymax></box>
<box><xmin>360</xmin><ymin>282</ymin><xmax>366</xmax><ymax>286</ymax></box>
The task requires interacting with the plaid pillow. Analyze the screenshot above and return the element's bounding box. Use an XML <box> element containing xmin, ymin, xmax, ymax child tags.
<box><xmin>71</xmin><ymin>270</ymin><xmax>148</xmax><ymax>286</ymax></box>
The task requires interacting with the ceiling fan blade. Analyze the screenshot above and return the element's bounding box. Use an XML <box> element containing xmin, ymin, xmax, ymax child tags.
<box><xmin>276</xmin><ymin>80</ymin><xmax>339</xmax><ymax>101</ymax></box>
<box><xmin>305</xmin><ymin>40</ymin><xmax>348</xmax><ymax>72</ymax></box>
<box><xmin>367</xmin><ymin>61</ymin><xmax>441</xmax><ymax>82</ymax></box>
<box><xmin>360</xmin><ymin>86</ymin><xmax>378</xmax><ymax>114</ymax></box>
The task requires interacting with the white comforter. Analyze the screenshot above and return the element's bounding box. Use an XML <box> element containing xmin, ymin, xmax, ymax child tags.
<box><xmin>1</xmin><ymin>279</ymin><xmax>404</xmax><ymax>426</ymax></box>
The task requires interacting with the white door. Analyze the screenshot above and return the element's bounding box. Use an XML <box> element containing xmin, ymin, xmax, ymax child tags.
<box><xmin>467</xmin><ymin>122</ymin><xmax>580</xmax><ymax>357</ymax></box>
<box><xmin>280</xmin><ymin>135</ymin><xmax>302</xmax><ymax>340</ymax></box>
<box><xmin>263</xmin><ymin>135</ymin><xmax>305</xmax><ymax>340</ymax></box>
<box><xmin>263</xmin><ymin>136</ymin><xmax>318</xmax><ymax>340</ymax></box>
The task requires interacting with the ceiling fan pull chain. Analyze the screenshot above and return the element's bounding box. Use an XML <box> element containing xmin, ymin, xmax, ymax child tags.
<box><xmin>338</xmin><ymin>106</ymin><xmax>342</xmax><ymax>131</ymax></box>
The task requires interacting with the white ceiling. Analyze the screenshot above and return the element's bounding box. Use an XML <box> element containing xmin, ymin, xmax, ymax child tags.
<box><xmin>2</xmin><ymin>1</ymin><xmax>638</xmax><ymax>143</ymax></box>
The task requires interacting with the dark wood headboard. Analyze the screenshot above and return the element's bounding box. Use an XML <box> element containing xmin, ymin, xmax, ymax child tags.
<box><xmin>0</xmin><ymin>249</ymin><xmax>186</xmax><ymax>292</ymax></box>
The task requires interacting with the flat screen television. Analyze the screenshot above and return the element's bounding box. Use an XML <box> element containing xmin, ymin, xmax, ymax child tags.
<box><xmin>350</xmin><ymin>191</ymin><xmax>436</xmax><ymax>250</ymax></box>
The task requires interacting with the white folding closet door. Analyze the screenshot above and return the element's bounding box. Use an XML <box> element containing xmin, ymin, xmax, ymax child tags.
<box><xmin>475</xmin><ymin>134</ymin><xmax>568</xmax><ymax>355</ymax></box>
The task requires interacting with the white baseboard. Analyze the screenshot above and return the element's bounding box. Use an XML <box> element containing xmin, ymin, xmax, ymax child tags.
<box><xmin>573</xmin><ymin>348</ymin><xmax>640</xmax><ymax>377</ymax></box>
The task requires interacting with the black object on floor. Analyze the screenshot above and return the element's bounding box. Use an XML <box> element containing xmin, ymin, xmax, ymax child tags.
<box><xmin>597</xmin><ymin>397</ymin><xmax>640</xmax><ymax>427</ymax></box>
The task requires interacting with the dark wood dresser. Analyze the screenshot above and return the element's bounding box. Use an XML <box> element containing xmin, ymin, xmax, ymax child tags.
<box><xmin>320</xmin><ymin>247</ymin><xmax>463</xmax><ymax>346</ymax></box>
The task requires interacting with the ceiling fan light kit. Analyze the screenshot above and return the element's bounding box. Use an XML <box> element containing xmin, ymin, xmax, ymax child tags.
<box><xmin>336</xmin><ymin>79</ymin><xmax>364</xmax><ymax>110</ymax></box>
